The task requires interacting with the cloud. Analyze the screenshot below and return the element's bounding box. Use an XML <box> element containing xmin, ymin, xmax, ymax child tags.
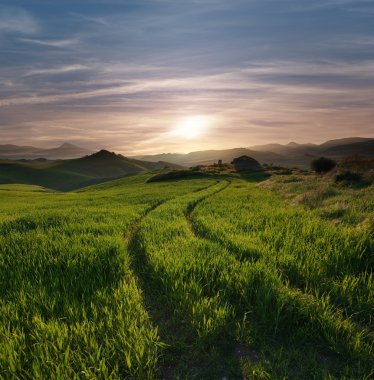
<box><xmin>2</xmin><ymin>58</ymin><xmax>374</xmax><ymax>107</ymax></box>
<box><xmin>1</xmin><ymin>54</ymin><xmax>373</xmax><ymax>126</ymax></box>
<box><xmin>24</xmin><ymin>64</ymin><xmax>90</xmax><ymax>77</ymax></box>
<box><xmin>286</xmin><ymin>0</ymin><xmax>374</xmax><ymax>12</ymax></box>
<box><xmin>0</xmin><ymin>6</ymin><xmax>39</xmax><ymax>34</ymax></box>
<box><xmin>70</xmin><ymin>13</ymin><xmax>108</xmax><ymax>25</ymax></box>
<box><xmin>19</xmin><ymin>37</ymin><xmax>79</xmax><ymax>48</ymax></box>
<box><xmin>0</xmin><ymin>0</ymin><xmax>373</xmax><ymax>152</ymax></box>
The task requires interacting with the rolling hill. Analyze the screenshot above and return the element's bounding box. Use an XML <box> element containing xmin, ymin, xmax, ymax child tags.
<box><xmin>135</xmin><ymin>147</ymin><xmax>283</xmax><ymax>167</ymax></box>
<box><xmin>323</xmin><ymin>140</ymin><xmax>374</xmax><ymax>157</ymax></box>
<box><xmin>1</xmin><ymin>170</ymin><xmax>373</xmax><ymax>379</ymax></box>
<box><xmin>0</xmin><ymin>150</ymin><xmax>181</xmax><ymax>190</ymax></box>
<box><xmin>248</xmin><ymin>137</ymin><xmax>374</xmax><ymax>167</ymax></box>
<box><xmin>2</xmin><ymin>137</ymin><xmax>373</xmax><ymax>174</ymax></box>
<box><xmin>240</xmin><ymin>137</ymin><xmax>374</xmax><ymax>168</ymax></box>
<box><xmin>135</xmin><ymin>138</ymin><xmax>373</xmax><ymax>169</ymax></box>
<box><xmin>319</xmin><ymin>137</ymin><xmax>374</xmax><ymax>149</ymax></box>
<box><xmin>0</xmin><ymin>142</ymin><xmax>93</xmax><ymax>160</ymax></box>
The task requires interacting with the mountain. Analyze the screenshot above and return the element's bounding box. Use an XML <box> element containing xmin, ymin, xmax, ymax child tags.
<box><xmin>249</xmin><ymin>142</ymin><xmax>321</xmax><ymax>157</ymax></box>
<box><xmin>247</xmin><ymin>137</ymin><xmax>374</xmax><ymax>168</ymax></box>
<box><xmin>135</xmin><ymin>137</ymin><xmax>373</xmax><ymax>169</ymax></box>
<box><xmin>0</xmin><ymin>144</ymin><xmax>42</xmax><ymax>158</ymax></box>
<box><xmin>0</xmin><ymin>143</ymin><xmax>93</xmax><ymax>159</ymax></box>
<box><xmin>135</xmin><ymin>148</ymin><xmax>283</xmax><ymax>167</ymax></box>
<box><xmin>249</xmin><ymin>137</ymin><xmax>374</xmax><ymax>156</ymax></box>
<box><xmin>0</xmin><ymin>150</ymin><xmax>181</xmax><ymax>191</ymax></box>
<box><xmin>319</xmin><ymin>137</ymin><xmax>374</xmax><ymax>149</ymax></box>
<box><xmin>2</xmin><ymin>137</ymin><xmax>372</xmax><ymax>174</ymax></box>
<box><xmin>38</xmin><ymin>142</ymin><xmax>93</xmax><ymax>159</ymax></box>
<box><xmin>57</xmin><ymin>150</ymin><xmax>182</xmax><ymax>178</ymax></box>
<box><xmin>0</xmin><ymin>144</ymin><xmax>38</xmax><ymax>154</ymax></box>
<box><xmin>57</xmin><ymin>150</ymin><xmax>148</xmax><ymax>178</ymax></box>
<box><xmin>324</xmin><ymin>140</ymin><xmax>374</xmax><ymax>157</ymax></box>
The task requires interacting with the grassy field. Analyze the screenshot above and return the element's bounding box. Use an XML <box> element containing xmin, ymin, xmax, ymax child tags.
<box><xmin>0</xmin><ymin>151</ymin><xmax>182</xmax><ymax>191</ymax></box>
<box><xmin>0</xmin><ymin>171</ymin><xmax>372</xmax><ymax>379</ymax></box>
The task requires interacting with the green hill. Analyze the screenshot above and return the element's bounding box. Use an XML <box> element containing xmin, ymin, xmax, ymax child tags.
<box><xmin>0</xmin><ymin>150</ymin><xmax>181</xmax><ymax>191</ymax></box>
<box><xmin>324</xmin><ymin>140</ymin><xmax>374</xmax><ymax>157</ymax></box>
<box><xmin>0</xmin><ymin>171</ymin><xmax>372</xmax><ymax>379</ymax></box>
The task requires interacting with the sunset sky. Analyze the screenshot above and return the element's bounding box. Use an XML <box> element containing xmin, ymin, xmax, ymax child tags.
<box><xmin>0</xmin><ymin>0</ymin><xmax>373</xmax><ymax>154</ymax></box>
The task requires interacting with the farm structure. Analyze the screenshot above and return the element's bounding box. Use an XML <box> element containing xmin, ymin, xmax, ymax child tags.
<box><xmin>231</xmin><ymin>155</ymin><xmax>261</xmax><ymax>171</ymax></box>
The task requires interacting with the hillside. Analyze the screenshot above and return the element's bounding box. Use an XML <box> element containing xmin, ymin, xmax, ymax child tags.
<box><xmin>135</xmin><ymin>137</ymin><xmax>374</xmax><ymax>169</ymax></box>
<box><xmin>0</xmin><ymin>150</ymin><xmax>181</xmax><ymax>190</ymax></box>
<box><xmin>249</xmin><ymin>142</ymin><xmax>321</xmax><ymax>157</ymax></box>
<box><xmin>0</xmin><ymin>161</ymin><xmax>92</xmax><ymax>191</ymax></box>
<box><xmin>3</xmin><ymin>137</ymin><xmax>373</xmax><ymax>169</ymax></box>
<box><xmin>250</xmin><ymin>137</ymin><xmax>373</xmax><ymax>155</ymax></box>
<box><xmin>324</xmin><ymin>140</ymin><xmax>374</xmax><ymax>157</ymax></box>
<box><xmin>0</xmin><ymin>171</ymin><xmax>372</xmax><ymax>379</ymax></box>
<box><xmin>248</xmin><ymin>137</ymin><xmax>374</xmax><ymax>168</ymax></box>
<box><xmin>136</xmin><ymin>147</ymin><xmax>283</xmax><ymax>167</ymax></box>
<box><xmin>0</xmin><ymin>142</ymin><xmax>93</xmax><ymax>160</ymax></box>
<box><xmin>319</xmin><ymin>137</ymin><xmax>374</xmax><ymax>149</ymax></box>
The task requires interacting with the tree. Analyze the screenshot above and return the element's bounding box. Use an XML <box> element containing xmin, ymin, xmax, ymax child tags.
<box><xmin>311</xmin><ymin>157</ymin><xmax>336</xmax><ymax>174</ymax></box>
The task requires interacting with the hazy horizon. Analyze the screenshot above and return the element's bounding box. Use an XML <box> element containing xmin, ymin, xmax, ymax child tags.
<box><xmin>1</xmin><ymin>0</ymin><xmax>374</xmax><ymax>155</ymax></box>
<box><xmin>2</xmin><ymin>135</ymin><xmax>374</xmax><ymax>157</ymax></box>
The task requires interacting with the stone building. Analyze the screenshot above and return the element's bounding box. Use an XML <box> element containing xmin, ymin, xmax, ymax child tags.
<box><xmin>231</xmin><ymin>155</ymin><xmax>261</xmax><ymax>172</ymax></box>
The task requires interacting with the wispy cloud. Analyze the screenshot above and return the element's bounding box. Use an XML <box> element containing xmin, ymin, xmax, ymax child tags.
<box><xmin>1</xmin><ymin>61</ymin><xmax>372</xmax><ymax>108</ymax></box>
<box><xmin>0</xmin><ymin>6</ymin><xmax>39</xmax><ymax>34</ymax></box>
<box><xmin>70</xmin><ymin>12</ymin><xmax>108</xmax><ymax>25</ymax></box>
<box><xmin>287</xmin><ymin>0</ymin><xmax>374</xmax><ymax>12</ymax></box>
<box><xmin>1</xmin><ymin>0</ymin><xmax>373</xmax><ymax>152</ymax></box>
<box><xmin>19</xmin><ymin>37</ymin><xmax>79</xmax><ymax>48</ymax></box>
<box><xmin>23</xmin><ymin>64</ymin><xmax>90</xmax><ymax>77</ymax></box>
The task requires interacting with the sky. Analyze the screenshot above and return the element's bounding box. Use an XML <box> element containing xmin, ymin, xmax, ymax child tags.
<box><xmin>0</xmin><ymin>0</ymin><xmax>374</xmax><ymax>155</ymax></box>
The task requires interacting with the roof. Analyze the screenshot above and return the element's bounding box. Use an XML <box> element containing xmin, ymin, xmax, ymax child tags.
<box><xmin>231</xmin><ymin>155</ymin><xmax>259</xmax><ymax>163</ymax></box>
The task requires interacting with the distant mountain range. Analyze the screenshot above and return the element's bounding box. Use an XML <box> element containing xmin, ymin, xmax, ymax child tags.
<box><xmin>1</xmin><ymin>137</ymin><xmax>373</xmax><ymax>176</ymax></box>
<box><xmin>0</xmin><ymin>150</ymin><xmax>182</xmax><ymax>191</ymax></box>
<box><xmin>135</xmin><ymin>148</ymin><xmax>283</xmax><ymax>167</ymax></box>
<box><xmin>249</xmin><ymin>137</ymin><xmax>373</xmax><ymax>156</ymax></box>
<box><xmin>0</xmin><ymin>142</ymin><xmax>93</xmax><ymax>160</ymax></box>
<box><xmin>136</xmin><ymin>137</ymin><xmax>374</xmax><ymax>168</ymax></box>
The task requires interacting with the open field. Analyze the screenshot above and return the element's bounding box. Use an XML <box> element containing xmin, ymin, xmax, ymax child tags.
<box><xmin>0</xmin><ymin>171</ymin><xmax>373</xmax><ymax>379</ymax></box>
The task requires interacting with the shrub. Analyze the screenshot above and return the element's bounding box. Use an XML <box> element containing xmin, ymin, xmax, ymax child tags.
<box><xmin>311</xmin><ymin>157</ymin><xmax>336</xmax><ymax>174</ymax></box>
<box><xmin>335</xmin><ymin>171</ymin><xmax>369</xmax><ymax>188</ymax></box>
<box><xmin>335</xmin><ymin>171</ymin><xmax>362</xmax><ymax>183</ymax></box>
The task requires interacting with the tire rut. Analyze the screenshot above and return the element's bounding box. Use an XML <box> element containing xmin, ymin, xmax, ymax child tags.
<box><xmin>184</xmin><ymin>183</ymin><xmax>374</xmax><ymax>358</ymax></box>
<box><xmin>185</xmin><ymin>180</ymin><xmax>262</xmax><ymax>263</ymax></box>
<box><xmin>124</xmin><ymin>180</ymin><xmax>224</xmax><ymax>379</ymax></box>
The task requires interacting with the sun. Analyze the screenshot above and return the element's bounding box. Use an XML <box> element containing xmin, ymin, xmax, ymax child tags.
<box><xmin>171</xmin><ymin>115</ymin><xmax>211</xmax><ymax>139</ymax></box>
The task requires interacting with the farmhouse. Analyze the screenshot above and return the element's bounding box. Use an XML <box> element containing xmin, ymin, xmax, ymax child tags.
<box><xmin>231</xmin><ymin>155</ymin><xmax>261</xmax><ymax>172</ymax></box>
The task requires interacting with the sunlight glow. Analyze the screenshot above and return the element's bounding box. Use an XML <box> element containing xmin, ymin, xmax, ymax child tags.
<box><xmin>171</xmin><ymin>115</ymin><xmax>211</xmax><ymax>139</ymax></box>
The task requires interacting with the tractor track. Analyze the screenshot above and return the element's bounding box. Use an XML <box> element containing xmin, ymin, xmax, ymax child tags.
<box><xmin>185</xmin><ymin>180</ymin><xmax>262</xmax><ymax>263</ymax></box>
<box><xmin>184</xmin><ymin>181</ymin><xmax>374</xmax><ymax>354</ymax></box>
<box><xmin>124</xmin><ymin>180</ymin><xmax>224</xmax><ymax>379</ymax></box>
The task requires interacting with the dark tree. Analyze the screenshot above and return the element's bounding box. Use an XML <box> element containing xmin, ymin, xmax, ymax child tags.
<box><xmin>311</xmin><ymin>157</ymin><xmax>337</xmax><ymax>174</ymax></box>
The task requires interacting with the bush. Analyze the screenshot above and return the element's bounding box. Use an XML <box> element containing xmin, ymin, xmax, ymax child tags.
<box><xmin>335</xmin><ymin>171</ymin><xmax>369</xmax><ymax>188</ymax></box>
<box><xmin>311</xmin><ymin>157</ymin><xmax>336</xmax><ymax>174</ymax></box>
<box><xmin>335</xmin><ymin>171</ymin><xmax>362</xmax><ymax>183</ymax></box>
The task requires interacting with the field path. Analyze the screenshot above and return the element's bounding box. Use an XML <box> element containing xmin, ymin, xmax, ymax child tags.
<box><xmin>185</xmin><ymin>180</ymin><xmax>262</xmax><ymax>263</ymax></box>
<box><xmin>125</xmin><ymin>178</ymin><xmax>373</xmax><ymax>378</ymax></box>
<box><xmin>124</xmin><ymin>180</ymin><xmax>220</xmax><ymax>248</ymax></box>
<box><xmin>125</xmin><ymin>180</ymin><xmax>229</xmax><ymax>378</ymax></box>
<box><xmin>187</xmin><ymin>180</ymin><xmax>374</xmax><ymax>368</ymax></box>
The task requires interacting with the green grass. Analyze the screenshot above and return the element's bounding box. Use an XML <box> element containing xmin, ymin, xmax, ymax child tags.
<box><xmin>0</xmin><ymin>172</ymin><xmax>373</xmax><ymax>379</ymax></box>
<box><xmin>0</xmin><ymin>162</ymin><xmax>94</xmax><ymax>191</ymax></box>
<box><xmin>0</xmin><ymin>151</ymin><xmax>184</xmax><ymax>191</ymax></box>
